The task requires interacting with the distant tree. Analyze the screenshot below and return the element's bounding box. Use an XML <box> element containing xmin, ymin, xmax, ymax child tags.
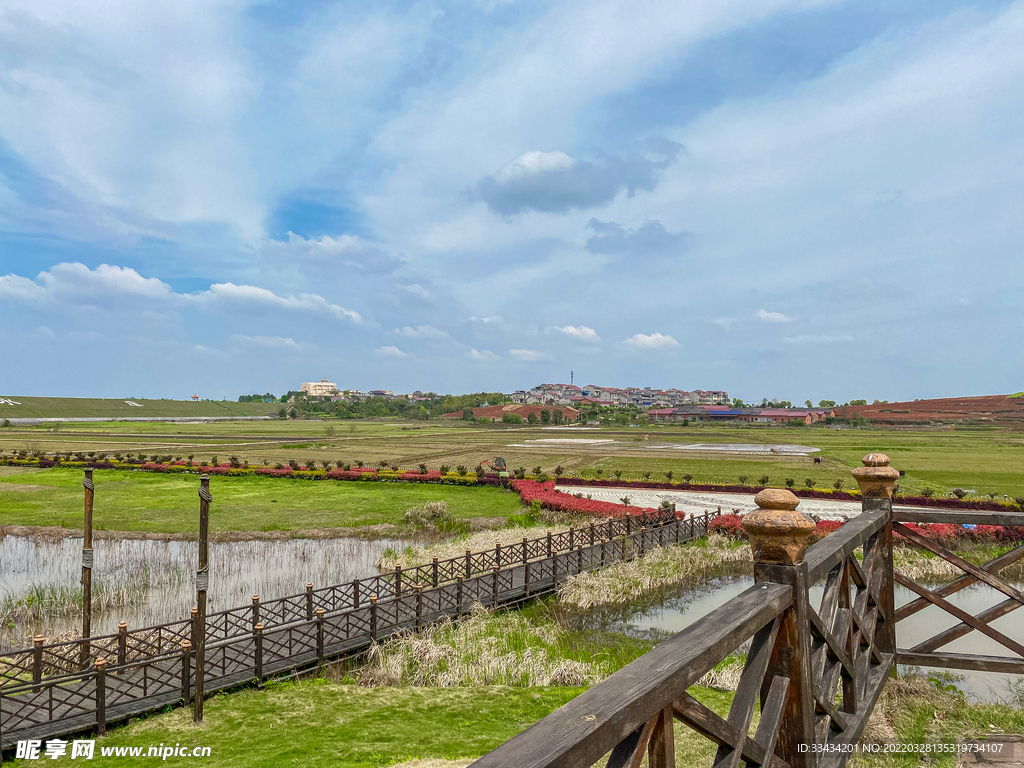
<box><xmin>554</xmin><ymin>465</ymin><xmax>564</xmax><ymax>476</ymax></box>
<box><xmin>818</xmin><ymin>400</ymin><xmax>837</xmax><ymax>408</ymax></box>
<box><xmin>785</xmin><ymin>478</ymin><xmax>795</xmax><ymax>488</ymax></box>
<box><xmin>456</xmin><ymin>465</ymin><xmax>467</xmax><ymax>476</ymax></box>
<box><xmin>288</xmin><ymin>408</ymin><xmax>298</xmax><ymax>419</ymax></box>
<box><xmin>849</xmin><ymin>399</ymin><xmax>868</xmax><ymax>406</ymax></box>
<box><xmin>502</xmin><ymin>413</ymin><xmax>523</xmax><ymax>424</ymax></box>
<box><xmin>527</xmin><ymin>412</ymin><xmax>539</xmax><ymax>424</ymax></box>
<box><xmin>952</xmin><ymin>488</ymin><xmax>967</xmax><ymax>499</ymax></box>
<box><xmin>664</xmin><ymin>471</ymin><xmax>674</xmax><ymax>481</ymax></box>
<box><xmin>683</xmin><ymin>473</ymin><xmax>693</xmax><ymax>483</ymax></box>
<box><xmin>552</xmin><ymin>409</ymin><xmax>564</xmax><ymax>425</ymax></box>
<box><xmin>462</xmin><ymin>409</ymin><xmax>474</xmax><ymax>420</ymax></box>
<box><xmin>804</xmin><ymin>400</ymin><xmax>813</xmax><ymax>408</ymax></box>
<box><xmin>804</xmin><ymin>478</ymin><xmax>815</xmax><ymax>488</ymax></box>
<box><xmin>540</xmin><ymin>409</ymin><xmax>551</xmax><ymax>424</ymax></box>
<box><xmin>833</xmin><ymin>479</ymin><xmax>844</xmax><ymax>490</ymax></box>
<box><xmin>759</xmin><ymin>475</ymin><xmax>770</xmax><ymax>486</ymax></box>
<box><xmin>738</xmin><ymin>475</ymin><xmax>749</xmax><ymax>485</ymax></box>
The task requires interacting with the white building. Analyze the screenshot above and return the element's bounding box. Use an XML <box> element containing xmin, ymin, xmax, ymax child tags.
<box><xmin>301</xmin><ymin>379</ymin><xmax>338</xmax><ymax>397</ymax></box>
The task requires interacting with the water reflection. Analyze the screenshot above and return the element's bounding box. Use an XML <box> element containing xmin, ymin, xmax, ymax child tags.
<box><xmin>0</xmin><ymin>534</ymin><xmax>403</xmax><ymax>649</ymax></box>
<box><xmin>568</xmin><ymin>575</ymin><xmax>1023</xmax><ymax>704</ymax></box>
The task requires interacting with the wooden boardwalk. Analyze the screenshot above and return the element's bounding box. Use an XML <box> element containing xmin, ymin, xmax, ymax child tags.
<box><xmin>1</xmin><ymin>509</ymin><xmax>704</xmax><ymax>748</ymax></box>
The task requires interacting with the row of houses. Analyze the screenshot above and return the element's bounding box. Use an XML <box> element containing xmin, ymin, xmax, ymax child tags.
<box><xmin>509</xmin><ymin>383</ymin><xmax>730</xmax><ymax>408</ymax></box>
<box><xmin>299</xmin><ymin>380</ymin><xmax>431</xmax><ymax>403</ymax></box>
<box><xmin>647</xmin><ymin>406</ymin><xmax>836</xmax><ymax>425</ymax></box>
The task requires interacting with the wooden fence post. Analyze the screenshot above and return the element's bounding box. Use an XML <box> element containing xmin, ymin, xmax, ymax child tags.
<box><xmin>32</xmin><ymin>635</ymin><xmax>44</xmax><ymax>691</ymax></box>
<box><xmin>190</xmin><ymin>606</ymin><xmax>198</xmax><ymax>651</ymax></box>
<box><xmin>254</xmin><ymin>623</ymin><xmax>263</xmax><ymax>684</ymax></box>
<box><xmin>625</xmin><ymin>512</ymin><xmax>631</xmax><ymax>537</ymax></box>
<box><xmin>853</xmin><ymin>453</ymin><xmax>899</xmax><ymax>657</ymax></box>
<box><xmin>369</xmin><ymin>594</ymin><xmax>378</xmax><ymax>642</ymax></box>
<box><xmin>456</xmin><ymin>577</ymin><xmax>464</xmax><ymax>616</ymax></box>
<box><xmin>589</xmin><ymin>521</ymin><xmax>596</xmax><ymax>547</ymax></box>
<box><xmin>94</xmin><ymin>657</ymin><xmax>107</xmax><ymax>736</ymax></box>
<box><xmin>415</xmin><ymin>584</ymin><xmax>424</xmax><ymax>632</ymax></box>
<box><xmin>741</xmin><ymin>488</ymin><xmax>817</xmax><ymax>768</ymax></box>
<box><xmin>193</xmin><ymin>474</ymin><xmax>211</xmax><ymax>725</ymax></box>
<box><xmin>576</xmin><ymin>544</ymin><xmax>583</xmax><ymax>574</ymax></box>
<box><xmin>491</xmin><ymin>566</ymin><xmax>499</xmax><ymax>606</ymax></box>
<box><xmin>545</xmin><ymin>530</ymin><xmax>552</xmax><ymax>558</ymax></box>
<box><xmin>495</xmin><ymin>543</ymin><xmax>502</xmax><ymax>569</ymax></box>
<box><xmin>306</xmin><ymin>582</ymin><xmax>314</xmax><ymax>620</ymax></box>
<box><xmin>180</xmin><ymin>641</ymin><xmax>192</xmax><ymax>702</ymax></box>
<box><xmin>252</xmin><ymin>594</ymin><xmax>260</xmax><ymax>628</ymax></box>
<box><xmin>432</xmin><ymin>557</ymin><xmax>439</xmax><ymax>588</ymax></box>
<box><xmin>81</xmin><ymin>469</ymin><xmax>95</xmax><ymax>670</ymax></box>
<box><xmin>117</xmin><ymin>622</ymin><xmax>128</xmax><ymax>667</ymax></box>
<box><xmin>620</xmin><ymin>535</ymin><xmax>628</xmax><ymax>562</ymax></box>
<box><xmin>600</xmin><ymin>538</ymin><xmax>607</xmax><ymax>568</ymax></box>
<box><xmin>316</xmin><ymin>608</ymin><xmax>325</xmax><ymax>664</ymax></box>
<box><xmin>395</xmin><ymin>566</ymin><xmax>403</xmax><ymax>598</ymax></box>
<box><xmin>353</xmin><ymin>579</ymin><xmax>361</xmax><ymax>609</ymax></box>
<box><xmin>465</xmin><ymin>549</ymin><xmax>473</xmax><ymax>579</ymax></box>
<box><xmin>568</xmin><ymin>527</ymin><xmax>575</xmax><ymax>551</ymax></box>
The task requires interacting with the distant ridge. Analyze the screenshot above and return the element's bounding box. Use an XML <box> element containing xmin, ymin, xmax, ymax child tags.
<box><xmin>0</xmin><ymin>396</ymin><xmax>274</xmax><ymax>420</ymax></box>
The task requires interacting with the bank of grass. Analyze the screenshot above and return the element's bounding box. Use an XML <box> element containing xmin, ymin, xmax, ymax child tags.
<box><xmin>558</xmin><ymin>533</ymin><xmax>753</xmax><ymax>609</ymax></box>
<box><xmin>0</xmin><ymin>468</ymin><xmax>524</xmax><ymax>533</ymax></box>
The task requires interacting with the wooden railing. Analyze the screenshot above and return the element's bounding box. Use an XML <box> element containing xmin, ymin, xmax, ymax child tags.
<box><xmin>0</xmin><ymin>507</ymin><xmax>706</xmax><ymax>748</ymax></box>
<box><xmin>473</xmin><ymin>453</ymin><xmax>1024</xmax><ymax>768</ymax></box>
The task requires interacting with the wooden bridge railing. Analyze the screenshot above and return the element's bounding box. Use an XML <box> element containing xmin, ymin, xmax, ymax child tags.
<box><xmin>0</xmin><ymin>506</ymin><xmax>679</xmax><ymax>687</ymax></box>
<box><xmin>0</xmin><ymin>505</ymin><xmax>707</xmax><ymax>748</ymax></box>
<box><xmin>474</xmin><ymin>452</ymin><xmax>1024</xmax><ymax>768</ymax></box>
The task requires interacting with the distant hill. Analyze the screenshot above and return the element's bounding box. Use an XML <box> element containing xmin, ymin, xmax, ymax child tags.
<box><xmin>0</xmin><ymin>396</ymin><xmax>275</xmax><ymax>420</ymax></box>
<box><xmin>839</xmin><ymin>394</ymin><xmax>1024</xmax><ymax>426</ymax></box>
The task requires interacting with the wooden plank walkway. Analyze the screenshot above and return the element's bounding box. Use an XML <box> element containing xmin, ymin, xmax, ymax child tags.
<box><xmin>1</xmin><ymin>513</ymin><xmax>706</xmax><ymax>748</ymax></box>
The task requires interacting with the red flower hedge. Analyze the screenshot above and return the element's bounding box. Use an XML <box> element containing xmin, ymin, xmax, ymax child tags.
<box><xmin>510</xmin><ymin>479</ymin><xmax>655</xmax><ymax>518</ymax></box>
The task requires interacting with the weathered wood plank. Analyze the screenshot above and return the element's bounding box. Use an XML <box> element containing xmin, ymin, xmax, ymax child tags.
<box><xmin>893</xmin><ymin>572</ymin><xmax>1024</xmax><ymax>657</ymax></box>
<box><xmin>910</xmin><ymin>598</ymin><xmax>1022</xmax><ymax>654</ymax></box>
<box><xmin>894</xmin><ymin>546</ymin><xmax>1024</xmax><ymax>622</ymax></box>
<box><xmin>892</xmin><ymin>523</ymin><xmax>1024</xmax><ymax>605</ymax></box>
<box><xmin>893</xmin><ymin>509</ymin><xmax>1024</xmax><ymax>526</ymax></box>
<box><xmin>470</xmin><ymin>583</ymin><xmax>792</xmax><ymax>768</ymax></box>
<box><xmin>674</xmin><ymin>694</ymin><xmax>789</xmax><ymax>768</ymax></box>
<box><xmin>806</xmin><ymin>510</ymin><xmax>888</xmax><ymax>583</ymax></box>
<box><xmin>896</xmin><ymin>651</ymin><xmax>1024</xmax><ymax>674</ymax></box>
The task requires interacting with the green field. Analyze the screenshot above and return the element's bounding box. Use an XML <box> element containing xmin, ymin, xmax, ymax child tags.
<box><xmin>0</xmin><ymin>468</ymin><xmax>524</xmax><ymax>533</ymax></box>
<box><xmin>0</xmin><ymin>395</ymin><xmax>274</xmax><ymax>420</ymax></box>
<box><xmin>3</xmin><ymin>418</ymin><xmax>1023</xmax><ymax>499</ymax></box>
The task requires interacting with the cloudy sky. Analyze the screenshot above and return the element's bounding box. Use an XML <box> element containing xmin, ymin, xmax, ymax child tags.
<box><xmin>1</xmin><ymin>0</ymin><xmax>1022</xmax><ymax>403</ymax></box>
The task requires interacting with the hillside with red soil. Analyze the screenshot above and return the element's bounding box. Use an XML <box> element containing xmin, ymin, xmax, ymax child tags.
<box><xmin>839</xmin><ymin>394</ymin><xmax>1024</xmax><ymax>426</ymax></box>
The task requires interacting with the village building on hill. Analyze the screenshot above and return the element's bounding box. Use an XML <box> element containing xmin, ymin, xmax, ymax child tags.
<box><xmin>441</xmin><ymin>404</ymin><xmax>580</xmax><ymax>422</ymax></box>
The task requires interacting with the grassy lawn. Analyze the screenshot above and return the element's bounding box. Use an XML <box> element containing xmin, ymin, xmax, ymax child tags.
<box><xmin>25</xmin><ymin>679</ymin><xmax>732</xmax><ymax>767</ymax></box>
<box><xmin>0</xmin><ymin>469</ymin><xmax>524</xmax><ymax>533</ymax></box>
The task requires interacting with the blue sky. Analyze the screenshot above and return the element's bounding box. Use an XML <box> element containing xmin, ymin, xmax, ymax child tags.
<box><xmin>1</xmin><ymin>0</ymin><xmax>1022</xmax><ymax>403</ymax></box>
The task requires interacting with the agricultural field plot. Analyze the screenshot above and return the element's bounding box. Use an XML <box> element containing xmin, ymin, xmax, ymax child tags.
<box><xmin>0</xmin><ymin>395</ymin><xmax>274</xmax><ymax>420</ymax></box>
<box><xmin>0</xmin><ymin>468</ymin><xmax>525</xmax><ymax>533</ymax></box>
<box><xmin>2</xmin><ymin>419</ymin><xmax>1023</xmax><ymax>496</ymax></box>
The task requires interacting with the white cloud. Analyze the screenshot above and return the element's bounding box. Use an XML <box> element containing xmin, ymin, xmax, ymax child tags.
<box><xmin>555</xmin><ymin>325</ymin><xmax>600</xmax><ymax>341</ymax></box>
<box><xmin>392</xmin><ymin>325</ymin><xmax>448</xmax><ymax>338</ymax></box>
<box><xmin>469</xmin><ymin>348</ymin><xmax>501</xmax><ymax>361</ymax></box>
<box><xmin>399</xmin><ymin>284</ymin><xmax>433</xmax><ymax>300</ymax></box>
<box><xmin>713</xmin><ymin>317</ymin><xmax>739</xmax><ymax>330</ymax></box>
<box><xmin>375</xmin><ymin>345</ymin><xmax>409</xmax><ymax>357</ymax></box>
<box><xmin>468</xmin><ymin>316</ymin><xmax>502</xmax><ymax>324</ymax></box>
<box><xmin>231</xmin><ymin>335</ymin><xmax>300</xmax><ymax>348</ymax></box>
<box><xmin>509</xmin><ymin>348</ymin><xmax>550</xmax><ymax>361</ymax></box>
<box><xmin>263</xmin><ymin>232</ymin><xmax>401</xmax><ymax>272</ymax></box>
<box><xmin>622</xmin><ymin>332</ymin><xmax>679</xmax><ymax>349</ymax></box>
<box><xmin>492</xmin><ymin>150</ymin><xmax>574</xmax><ymax>183</ymax></box>
<box><xmin>0</xmin><ymin>274</ymin><xmax>46</xmax><ymax>301</ymax></box>
<box><xmin>193</xmin><ymin>283</ymin><xmax>362</xmax><ymax>323</ymax></box>
<box><xmin>757</xmin><ymin>309</ymin><xmax>792</xmax><ymax>323</ymax></box>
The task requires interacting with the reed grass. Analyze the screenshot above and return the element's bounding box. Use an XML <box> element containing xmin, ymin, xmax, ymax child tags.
<box><xmin>356</xmin><ymin>603</ymin><xmax>655</xmax><ymax>688</ymax></box>
<box><xmin>558</xmin><ymin>534</ymin><xmax>753</xmax><ymax>610</ymax></box>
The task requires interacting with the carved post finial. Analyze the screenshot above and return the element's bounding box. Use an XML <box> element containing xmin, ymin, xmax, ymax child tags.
<box><xmin>852</xmin><ymin>453</ymin><xmax>900</xmax><ymax>499</ymax></box>
<box><xmin>741</xmin><ymin>489</ymin><xmax>815</xmax><ymax>565</ymax></box>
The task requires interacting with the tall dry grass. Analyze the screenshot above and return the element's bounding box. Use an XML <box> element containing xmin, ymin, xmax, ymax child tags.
<box><xmin>558</xmin><ymin>534</ymin><xmax>753</xmax><ymax>610</ymax></box>
<box><xmin>358</xmin><ymin>605</ymin><xmax>596</xmax><ymax>688</ymax></box>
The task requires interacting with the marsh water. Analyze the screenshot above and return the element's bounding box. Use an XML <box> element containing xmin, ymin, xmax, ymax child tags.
<box><xmin>0</xmin><ymin>534</ymin><xmax>403</xmax><ymax>649</ymax></box>
<box><xmin>571</xmin><ymin>575</ymin><xmax>1024</xmax><ymax>704</ymax></box>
